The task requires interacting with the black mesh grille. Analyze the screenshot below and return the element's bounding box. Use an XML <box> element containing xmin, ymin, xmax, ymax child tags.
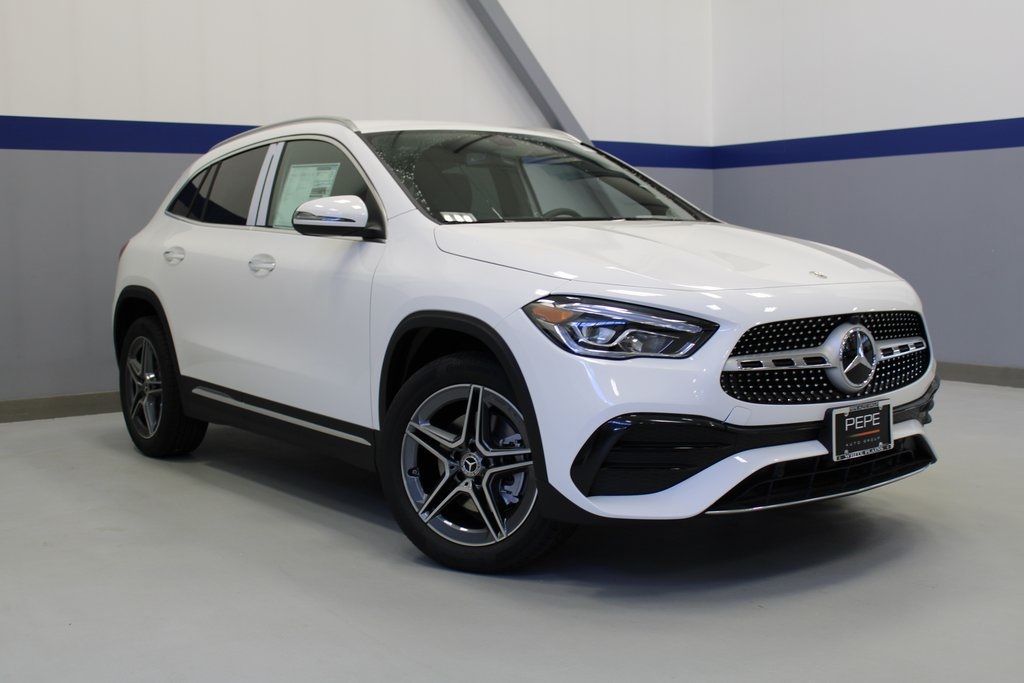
<box><xmin>721</xmin><ymin>311</ymin><xmax>930</xmax><ymax>404</ymax></box>
<box><xmin>708</xmin><ymin>436</ymin><xmax>935</xmax><ymax>512</ymax></box>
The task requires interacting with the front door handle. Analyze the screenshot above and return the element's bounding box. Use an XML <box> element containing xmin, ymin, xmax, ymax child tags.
<box><xmin>248</xmin><ymin>254</ymin><xmax>276</xmax><ymax>275</ymax></box>
<box><xmin>163</xmin><ymin>246</ymin><xmax>185</xmax><ymax>265</ymax></box>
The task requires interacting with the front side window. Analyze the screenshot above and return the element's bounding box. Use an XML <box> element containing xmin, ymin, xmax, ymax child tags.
<box><xmin>265</xmin><ymin>140</ymin><xmax>380</xmax><ymax>229</ymax></box>
<box><xmin>365</xmin><ymin>130</ymin><xmax>702</xmax><ymax>224</ymax></box>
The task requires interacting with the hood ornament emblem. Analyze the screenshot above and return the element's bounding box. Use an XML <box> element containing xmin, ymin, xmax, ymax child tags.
<box><xmin>810</xmin><ymin>270</ymin><xmax>828</xmax><ymax>279</ymax></box>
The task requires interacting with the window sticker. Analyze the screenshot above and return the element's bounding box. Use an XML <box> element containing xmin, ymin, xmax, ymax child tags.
<box><xmin>272</xmin><ymin>162</ymin><xmax>341</xmax><ymax>226</ymax></box>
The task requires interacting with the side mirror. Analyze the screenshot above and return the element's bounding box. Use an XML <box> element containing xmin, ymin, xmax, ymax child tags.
<box><xmin>292</xmin><ymin>195</ymin><xmax>382</xmax><ymax>238</ymax></box>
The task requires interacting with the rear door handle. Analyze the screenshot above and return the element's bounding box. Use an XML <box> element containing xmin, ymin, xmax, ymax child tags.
<box><xmin>163</xmin><ymin>246</ymin><xmax>185</xmax><ymax>265</ymax></box>
<box><xmin>248</xmin><ymin>254</ymin><xmax>276</xmax><ymax>275</ymax></box>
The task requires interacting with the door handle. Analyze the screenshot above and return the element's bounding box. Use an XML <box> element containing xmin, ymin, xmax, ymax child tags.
<box><xmin>248</xmin><ymin>254</ymin><xmax>276</xmax><ymax>275</ymax></box>
<box><xmin>162</xmin><ymin>246</ymin><xmax>185</xmax><ymax>265</ymax></box>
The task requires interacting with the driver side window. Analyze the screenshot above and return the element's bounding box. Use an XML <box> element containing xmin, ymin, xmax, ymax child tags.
<box><xmin>265</xmin><ymin>140</ymin><xmax>380</xmax><ymax>229</ymax></box>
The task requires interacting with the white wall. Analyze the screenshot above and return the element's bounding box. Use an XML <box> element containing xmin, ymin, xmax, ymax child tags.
<box><xmin>712</xmin><ymin>0</ymin><xmax>1024</xmax><ymax>144</ymax></box>
<box><xmin>0</xmin><ymin>0</ymin><xmax>717</xmax><ymax>145</ymax></box>
<box><xmin>506</xmin><ymin>0</ymin><xmax>713</xmax><ymax>145</ymax></box>
<box><xmin>0</xmin><ymin>0</ymin><xmax>544</xmax><ymax>127</ymax></box>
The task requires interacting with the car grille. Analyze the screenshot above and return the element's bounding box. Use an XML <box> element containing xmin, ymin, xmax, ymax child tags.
<box><xmin>721</xmin><ymin>311</ymin><xmax>930</xmax><ymax>404</ymax></box>
<box><xmin>707</xmin><ymin>436</ymin><xmax>935</xmax><ymax>512</ymax></box>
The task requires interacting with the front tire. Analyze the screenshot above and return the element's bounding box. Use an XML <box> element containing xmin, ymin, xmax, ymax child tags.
<box><xmin>379</xmin><ymin>353</ymin><xmax>572</xmax><ymax>572</ymax></box>
<box><xmin>119</xmin><ymin>317</ymin><xmax>207</xmax><ymax>457</ymax></box>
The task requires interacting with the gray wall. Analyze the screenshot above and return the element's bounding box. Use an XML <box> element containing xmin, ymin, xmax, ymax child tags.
<box><xmin>641</xmin><ymin>167</ymin><xmax>714</xmax><ymax>214</ymax></box>
<box><xmin>713</xmin><ymin>147</ymin><xmax>1024</xmax><ymax>369</ymax></box>
<box><xmin>0</xmin><ymin>150</ymin><xmax>198</xmax><ymax>401</ymax></box>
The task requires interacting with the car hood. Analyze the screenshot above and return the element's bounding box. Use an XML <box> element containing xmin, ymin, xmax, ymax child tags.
<box><xmin>434</xmin><ymin>220</ymin><xmax>901</xmax><ymax>291</ymax></box>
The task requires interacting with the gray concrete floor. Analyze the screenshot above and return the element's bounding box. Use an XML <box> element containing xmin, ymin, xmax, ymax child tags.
<box><xmin>1</xmin><ymin>380</ymin><xmax>1021</xmax><ymax>681</ymax></box>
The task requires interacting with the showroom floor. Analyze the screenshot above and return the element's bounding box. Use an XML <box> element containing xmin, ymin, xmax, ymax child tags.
<box><xmin>1</xmin><ymin>380</ymin><xmax>1021</xmax><ymax>681</ymax></box>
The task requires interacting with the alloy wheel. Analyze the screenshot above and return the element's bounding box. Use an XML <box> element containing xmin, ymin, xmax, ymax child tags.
<box><xmin>125</xmin><ymin>336</ymin><xmax>163</xmax><ymax>439</ymax></box>
<box><xmin>401</xmin><ymin>384</ymin><xmax>536</xmax><ymax>546</ymax></box>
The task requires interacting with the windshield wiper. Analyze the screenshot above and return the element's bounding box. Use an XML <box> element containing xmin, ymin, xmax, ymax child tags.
<box><xmin>612</xmin><ymin>216</ymin><xmax>687</xmax><ymax>221</ymax></box>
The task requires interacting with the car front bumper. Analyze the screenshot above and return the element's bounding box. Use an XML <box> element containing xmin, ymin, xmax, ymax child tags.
<box><xmin>498</xmin><ymin>280</ymin><xmax>939</xmax><ymax>521</ymax></box>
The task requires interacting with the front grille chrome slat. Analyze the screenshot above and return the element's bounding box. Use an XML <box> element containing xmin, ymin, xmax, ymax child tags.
<box><xmin>721</xmin><ymin>311</ymin><xmax>930</xmax><ymax>404</ymax></box>
<box><xmin>724</xmin><ymin>336</ymin><xmax>927</xmax><ymax>372</ymax></box>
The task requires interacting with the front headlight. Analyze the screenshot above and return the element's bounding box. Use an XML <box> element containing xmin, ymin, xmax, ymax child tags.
<box><xmin>523</xmin><ymin>296</ymin><xmax>718</xmax><ymax>359</ymax></box>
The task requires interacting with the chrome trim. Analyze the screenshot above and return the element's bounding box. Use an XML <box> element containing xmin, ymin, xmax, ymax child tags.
<box><xmin>724</xmin><ymin>336</ymin><xmax>927</xmax><ymax>372</ymax></box>
<box><xmin>826</xmin><ymin>323</ymin><xmax>878</xmax><ymax>393</ymax></box>
<box><xmin>191</xmin><ymin>387</ymin><xmax>371</xmax><ymax>446</ymax></box>
<box><xmin>704</xmin><ymin>464</ymin><xmax>931</xmax><ymax>515</ymax></box>
<box><xmin>877</xmin><ymin>337</ymin><xmax>930</xmax><ymax>359</ymax></box>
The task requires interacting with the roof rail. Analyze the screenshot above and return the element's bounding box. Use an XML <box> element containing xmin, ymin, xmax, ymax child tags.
<box><xmin>211</xmin><ymin>117</ymin><xmax>359</xmax><ymax>150</ymax></box>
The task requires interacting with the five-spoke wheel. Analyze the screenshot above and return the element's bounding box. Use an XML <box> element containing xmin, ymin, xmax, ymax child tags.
<box><xmin>124</xmin><ymin>336</ymin><xmax>163</xmax><ymax>439</ymax></box>
<box><xmin>380</xmin><ymin>352</ymin><xmax>571</xmax><ymax>572</ymax></box>
<box><xmin>402</xmin><ymin>384</ymin><xmax>536</xmax><ymax>546</ymax></box>
<box><xmin>119</xmin><ymin>316</ymin><xmax>207</xmax><ymax>457</ymax></box>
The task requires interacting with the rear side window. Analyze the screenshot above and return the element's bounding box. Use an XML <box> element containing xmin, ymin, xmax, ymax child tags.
<box><xmin>265</xmin><ymin>140</ymin><xmax>381</xmax><ymax>228</ymax></box>
<box><xmin>168</xmin><ymin>167</ymin><xmax>209</xmax><ymax>219</ymax></box>
<box><xmin>203</xmin><ymin>146</ymin><xmax>268</xmax><ymax>225</ymax></box>
<box><xmin>168</xmin><ymin>146</ymin><xmax>268</xmax><ymax>225</ymax></box>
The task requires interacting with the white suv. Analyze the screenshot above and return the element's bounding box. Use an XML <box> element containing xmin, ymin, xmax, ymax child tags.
<box><xmin>113</xmin><ymin>117</ymin><xmax>938</xmax><ymax>571</ymax></box>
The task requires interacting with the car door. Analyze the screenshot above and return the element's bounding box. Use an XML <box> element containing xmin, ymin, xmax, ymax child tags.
<box><xmin>213</xmin><ymin>137</ymin><xmax>386</xmax><ymax>428</ymax></box>
<box><xmin>158</xmin><ymin>143</ymin><xmax>275</xmax><ymax>394</ymax></box>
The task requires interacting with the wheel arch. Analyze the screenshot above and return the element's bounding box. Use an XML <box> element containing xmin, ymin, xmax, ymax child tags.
<box><xmin>113</xmin><ymin>286</ymin><xmax>180</xmax><ymax>374</ymax></box>
<box><xmin>379</xmin><ymin>311</ymin><xmax>529</xmax><ymax>422</ymax></box>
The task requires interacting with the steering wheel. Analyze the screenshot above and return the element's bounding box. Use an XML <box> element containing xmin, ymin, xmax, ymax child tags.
<box><xmin>542</xmin><ymin>207</ymin><xmax>583</xmax><ymax>220</ymax></box>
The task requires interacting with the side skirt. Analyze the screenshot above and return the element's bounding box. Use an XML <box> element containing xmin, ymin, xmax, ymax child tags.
<box><xmin>179</xmin><ymin>377</ymin><xmax>377</xmax><ymax>472</ymax></box>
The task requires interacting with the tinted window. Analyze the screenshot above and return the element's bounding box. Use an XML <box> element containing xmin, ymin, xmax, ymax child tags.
<box><xmin>266</xmin><ymin>140</ymin><xmax>380</xmax><ymax>228</ymax></box>
<box><xmin>168</xmin><ymin>167</ymin><xmax>209</xmax><ymax>218</ymax></box>
<box><xmin>194</xmin><ymin>163</ymin><xmax>217</xmax><ymax>219</ymax></box>
<box><xmin>365</xmin><ymin>130</ymin><xmax>701</xmax><ymax>224</ymax></box>
<box><xmin>203</xmin><ymin>146</ymin><xmax>268</xmax><ymax>225</ymax></box>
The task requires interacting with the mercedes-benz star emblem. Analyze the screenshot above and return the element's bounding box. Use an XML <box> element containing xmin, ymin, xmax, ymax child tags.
<box><xmin>459</xmin><ymin>453</ymin><xmax>483</xmax><ymax>478</ymax></box>
<box><xmin>824</xmin><ymin>323</ymin><xmax>879</xmax><ymax>393</ymax></box>
<box><xmin>810</xmin><ymin>270</ymin><xmax>828</xmax><ymax>279</ymax></box>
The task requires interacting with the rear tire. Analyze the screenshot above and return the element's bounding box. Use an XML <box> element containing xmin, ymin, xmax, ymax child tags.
<box><xmin>119</xmin><ymin>317</ymin><xmax>207</xmax><ymax>457</ymax></box>
<box><xmin>379</xmin><ymin>352</ymin><xmax>572</xmax><ymax>572</ymax></box>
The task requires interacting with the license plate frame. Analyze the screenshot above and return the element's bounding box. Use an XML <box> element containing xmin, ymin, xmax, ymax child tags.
<box><xmin>830</xmin><ymin>400</ymin><xmax>893</xmax><ymax>462</ymax></box>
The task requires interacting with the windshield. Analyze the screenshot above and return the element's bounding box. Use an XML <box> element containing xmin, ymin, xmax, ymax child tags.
<box><xmin>364</xmin><ymin>130</ymin><xmax>704</xmax><ymax>224</ymax></box>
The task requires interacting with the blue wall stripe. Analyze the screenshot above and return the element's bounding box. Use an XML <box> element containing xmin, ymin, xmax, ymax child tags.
<box><xmin>590</xmin><ymin>140</ymin><xmax>714</xmax><ymax>169</ymax></box>
<box><xmin>711</xmin><ymin>117</ymin><xmax>1024</xmax><ymax>168</ymax></box>
<box><xmin>599</xmin><ymin>116</ymin><xmax>1024</xmax><ymax>169</ymax></box>
<box><xmin>0</xmin><ymin>115</ymin><xmax>254</xmax><ymax>154</ymax></box>
<box><xmin>5</xmin><ymin>114</ymin><xmax>1024</xmax><ymax>167</ymax></box>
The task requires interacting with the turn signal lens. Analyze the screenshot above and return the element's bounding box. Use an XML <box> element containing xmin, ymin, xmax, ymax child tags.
<box><xmin>525</xmin><ymin>301</ymin><xmax>577</xmax><ymax>325</ymax></box>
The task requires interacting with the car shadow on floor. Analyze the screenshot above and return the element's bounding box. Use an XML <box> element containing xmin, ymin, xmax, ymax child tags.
<box><xmin>521</xmin><ymin>502</ymin><xmax>923</xmax><ymax>599</ymax></box>
<box><xmin>103</xmin><ymin>423</ymin><xmax>928</xmax><ymax>595</ymax></box>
